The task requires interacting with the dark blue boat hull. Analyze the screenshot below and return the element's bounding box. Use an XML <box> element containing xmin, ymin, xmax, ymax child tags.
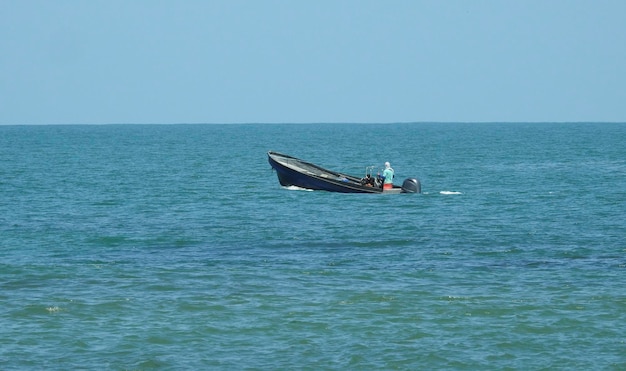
<box><xmin>268</xmin><ymin>151</ymin><xmax>393</xmax><ymax>194</ymax></box>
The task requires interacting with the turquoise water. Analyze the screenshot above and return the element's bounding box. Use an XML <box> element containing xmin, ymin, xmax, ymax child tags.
<box><xmin>1</xmin><ymin>123</ymin><xmax>625</xmax><ymax>369</ymax></box>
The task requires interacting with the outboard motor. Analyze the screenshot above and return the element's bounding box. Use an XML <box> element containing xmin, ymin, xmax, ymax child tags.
<box><xmin>401</xmin><ymin>178</ymin><xmax>421</xmax><ymax>193</ymax></box>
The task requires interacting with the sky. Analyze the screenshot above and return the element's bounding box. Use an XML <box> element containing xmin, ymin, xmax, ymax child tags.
<box><xmin>1</xmin><ymin>0</ymin><xmax>625</xmax><ymax>124</ymax></box>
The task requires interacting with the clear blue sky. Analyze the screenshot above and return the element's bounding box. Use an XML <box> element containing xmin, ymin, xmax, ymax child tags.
<box><xmin>1</xmin><ymin>0</ymin><xmax>625</xmax><ymax>124</ymax></box>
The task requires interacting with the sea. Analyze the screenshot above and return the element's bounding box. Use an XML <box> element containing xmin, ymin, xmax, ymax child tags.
<box><xmin>1</xmin><ymin>123</ymin><xmax>625</xmax><ymax>370</ymax></box>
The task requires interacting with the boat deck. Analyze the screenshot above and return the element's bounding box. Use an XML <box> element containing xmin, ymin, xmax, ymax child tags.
<box><xmin>277</xmin><ymin>155</ymin><xmax>362</xmax><ymax>184</ymax></box>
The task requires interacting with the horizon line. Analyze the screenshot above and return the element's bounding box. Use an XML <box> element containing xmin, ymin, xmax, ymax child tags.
<box><xmin>1</xmin><ymin>121</ymin><xmax>625</xmax><ymax>126</ymax></box>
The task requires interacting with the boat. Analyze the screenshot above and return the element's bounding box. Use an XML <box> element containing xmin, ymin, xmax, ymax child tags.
<box><xmin>268</xmin><ymin>151</ymin><xmax>421</xmax><ymax>194</ymax></box>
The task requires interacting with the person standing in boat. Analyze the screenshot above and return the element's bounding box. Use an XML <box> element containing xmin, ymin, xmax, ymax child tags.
<box><xmin>382</xmin><ymin>161</ymin><xmax>394</xmax><ymax>190</ymax></box>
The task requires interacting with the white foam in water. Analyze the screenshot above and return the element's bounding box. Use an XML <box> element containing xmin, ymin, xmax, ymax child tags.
<box><xmin>283</xmin><ymin>185</ymin><xmax>314</xmax><ymax>192</ymax></box>
<box><xmin>440</xmin><ymin>191</ymin><xmax>462</xmax><ymax>195</ymax></box>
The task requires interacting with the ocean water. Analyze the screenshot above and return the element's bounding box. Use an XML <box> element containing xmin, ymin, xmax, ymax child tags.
<box><xmin>1</xmin><ymin>123</ymin><xmax>625</xmax><ymax>370</ymax></box>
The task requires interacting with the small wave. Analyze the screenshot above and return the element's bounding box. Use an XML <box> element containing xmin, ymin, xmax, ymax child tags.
<box><xmin>440</xmin><ymin>191</ymin><xmax>462</xmax><ymax>195</ymax></box>
<box><xmin>283</xmin><ymin>185</ymin><xmax>314</xmax><ymax>192</ymax></box>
